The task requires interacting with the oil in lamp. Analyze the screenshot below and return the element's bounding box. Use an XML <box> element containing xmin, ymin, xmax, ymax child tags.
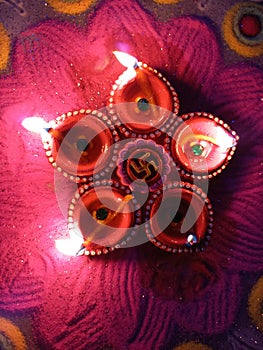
<box><xmin>108</xmin><ymin>51</ymin><xmax>179</xmax><ymax>135</ymax></box>
<box><xmin>68</xmin><ymin>180</ymin><xmax>141</xmax><ymax>256</ymax></box>
<box><xmin>23</xmin><ymin>109</ymin><xmax>120</xmax><ymax>183</ymax></box>
<box><xmin>21</xmin><ymin>51</ymin><xmax>239</xmax><ymax>256</ymax></box>
<box><xmin>168</xmin><ymin>112</ymin><xmax>239</xmax><ymax>179</ymax></box>
<box><xmin>145</xmin><ymin>181</ymin><xmax>213</xmax><ymax>253</ymax></box>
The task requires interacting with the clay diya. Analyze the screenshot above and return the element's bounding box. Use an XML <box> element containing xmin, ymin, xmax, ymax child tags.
<box><xmin>168</xmin><ymin>112</ymin><xmax>239</xmax><ymax>179</ymax></box>
<box><xmin>108</xmin><ymin>51</ymin><xmax>179</xmax><ymax>135</ymax></box>
<box><xmin>68</xmin><ymin>180</ymin><xmax>141</xmax><ymax>256</ymax></box>
<box><xmin>42</xmin><ymin>109</ymin><xmax>119</xmax><ymax>182</ymax></box>
<box><xmin>145</xmin><ymin>181</ymin><xmax>213</xmax><ymax>253</ymax></box>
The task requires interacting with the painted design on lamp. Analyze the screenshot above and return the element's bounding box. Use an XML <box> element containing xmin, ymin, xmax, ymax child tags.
<box><xmin>169</xmin><ymin>112</ymin><xmax>239</xmax><ymax>179</ymax></box>
<box><xmin>109</xmin><ymin>51</ymin><xmax>179</xmax><ymax>135</ymax></box>
<box><xmin>117</xmin><ymin>139</ymin><xmax>171</xmax><ymax>191</ymax></box>
<box><xmin>21</xmin><ymin>52</ymin><xmax>239</xmax><ymax>256</ymax></box>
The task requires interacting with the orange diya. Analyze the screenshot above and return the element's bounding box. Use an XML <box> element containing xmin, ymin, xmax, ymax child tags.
<box><xmin>42</xmin><ymin>109</ymin><xmax>120</xmax><ymax>182</ymax></box>
<box><xmin>22</xmin><ymin>53</ymin><xmax>239</xmax><ymax>256</ymax></box>
<box><xmin>168</xmin><ymin>112</ymin><xmax>239</xmax><ymax>179</ymax></box>
<box><xmin>145</xmin><ymin>182</ymin><xmax>213</xmax><ymax>253</ymax></box>
<box><xmin>68</xmin><ymin>180</ymin><xmax>141</xmax><ymax>256</ymax></box>
<box><xmin>108</xmin><ymin>51</ymin><xmax>179</xmax><ymax>135</ymax></box>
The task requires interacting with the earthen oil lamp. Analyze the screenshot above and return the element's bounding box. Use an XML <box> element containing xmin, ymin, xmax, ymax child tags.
<box><xmin>145</xmin><ymin>181</ymin><xmax>213</xmax><ymax>253</ymax></box>
<box><xmin>108</xmin><ymin>51</ymin><xmax>179</xmax><ymax>136</ymax></box>
<box><xmin>23</xmin><ymin>109</ymin><xmax>120</xmax><ymax>183</ymax></box>
<box><xmin>68</xmin><ymin>180</ymin><xmax>141</xmax><ymax>256</ymax></box>
<box><xmin>168</xmin><ymin>112</ymin><xmax>239</xmax><ymax>179</ymax></box>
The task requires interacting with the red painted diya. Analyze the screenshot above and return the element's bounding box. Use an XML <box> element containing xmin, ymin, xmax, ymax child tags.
<box><xmin>42</xmin><ymin>109</ymin><xmax>119</xmax><ymax>182</ymax></box>
<box><xmin>68</xmin><ymin>181</ymin><xmax>141</xmax><ymax>256</ymax></box>
<box><xmin>145</xmin><ymin>182</ymin><xmax>213</xmax><ymax>253</ymax></box>
<box><xmin>27</xmin><ymin>51</ymin><xmax>239</xmax><ymax>255</ymax></box>
<box><xmin>109</xmin><ymin>51</ymin><xmax>179</xmax><ymax>135</ymax></box>
<box><xmin>169</xmin><ymin>112</ymin><xmax>239</xmax><ymax>179</ymax></box>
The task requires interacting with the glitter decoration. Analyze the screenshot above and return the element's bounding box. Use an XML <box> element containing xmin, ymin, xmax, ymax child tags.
<box><xmin>0</xmin><ymin>0</ymin><xmax>262</xmax><ymax>348</ymax></box>
<box><xmin>222</xmin><ymin>2</ymin><xmax>263</xmax><ymax>57</ymax></box>
<box><xmin>47</xmin><ymin>0</ymin><xmax>95</xmax><ymax>15</ymax></box>
<box><xmin>0</xmin><ymin>317</ymin><xmax>27</xmax><ymax>350</ymax></box>
<box><xmin>248</xmin><ymin>276</ymin><xmax>263</xmax><ymax>333</ymax></box>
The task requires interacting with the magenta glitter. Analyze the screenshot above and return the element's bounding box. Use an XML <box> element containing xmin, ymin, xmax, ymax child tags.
<box><xmin>0</xmin><ymin>0</ymin><xmax>262</xmax><ymax>349</ymax></box>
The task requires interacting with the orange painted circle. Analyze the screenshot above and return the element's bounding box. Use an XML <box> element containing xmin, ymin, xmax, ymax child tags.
<box><xmin>248</xmin><ymin>276</ymin><xmax>263</xmax><ymax>333</ymax></box>
<box><xmin>0</xmin><ymin>317</ymin><xmax>27</xmax><ymax>350</ymax></box>
<box><xmin>222</xmin><ymin>2</ymin><xmax>263</xmax><ymax>57</ymax></box>
<box><xmin>174</xmin><ymin>341</ymin><xmax>212</xmax><ymax>350</ymax></box>
<box><xmin>0</xmin><ymin>23</ymin><xmax>11</xmax><ymax>71</ymax></box>
<box><xmin>47</xmin><ymin>0</ymin><xmax>95</xmax><ymax>15</ymax></box>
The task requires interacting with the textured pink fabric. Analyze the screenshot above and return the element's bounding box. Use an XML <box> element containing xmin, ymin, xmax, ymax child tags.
<box><xmin>0</xmin><ymin>0</ymin><xmax>262</xmax><ymax>348</ymax></box>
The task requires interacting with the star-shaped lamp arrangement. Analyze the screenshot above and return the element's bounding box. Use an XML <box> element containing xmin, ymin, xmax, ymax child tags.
<box><xmin>22</xmin><ymin>51</ymin><xmax>239</xmax><ymax>257</ymax></box>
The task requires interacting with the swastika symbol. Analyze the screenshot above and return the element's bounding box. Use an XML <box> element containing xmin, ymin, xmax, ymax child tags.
<box><xmin>129</xmin><ymin>152</ymin><xmax>159</xmax><ymax>181</ymax></box>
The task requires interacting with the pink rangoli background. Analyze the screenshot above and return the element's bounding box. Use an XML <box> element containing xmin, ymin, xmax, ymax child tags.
<box><xmin>0</xmin><ymin>0</ymin><xmax>262</xmax><ymax>349</ymax></box>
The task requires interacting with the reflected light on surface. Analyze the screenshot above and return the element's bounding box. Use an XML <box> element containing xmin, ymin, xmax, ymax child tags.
<box><xmin>21</xmin><ymin>117</ymin><xmax>49</xmax><ymax>134</ymax></box>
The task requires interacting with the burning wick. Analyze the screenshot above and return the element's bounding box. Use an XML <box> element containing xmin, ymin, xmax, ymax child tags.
<box><xmin>21</xmin><ymin>116</ymin><xmax>50</xmax><ymax>134</ymax></box>
<box><xmin>22</xmin><ymin>117</ymin><xmax>66</xmax><ymax>146</ymax></box>
<box><xmin>113</xmin><ymin>51</ymin><xmax>157</xmax><ymax>107</ymax></box>
<box><xmin>55</xmin><ymin>230</ymin><xmax>84</xmax><ymax>257</ymax></box>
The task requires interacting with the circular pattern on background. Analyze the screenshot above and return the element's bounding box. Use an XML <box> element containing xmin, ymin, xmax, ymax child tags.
<box><xmin>47</xmin><ymin>0</ymin><xmax>95</xmax><ymax>15</ymax></box>
<box><xmin>222</xmin><ymin>2</ymin><xmax>263</xmax><ymax>57</ymax></box>
<box><xmin>174</xmin><ymin>341</ymin><xmax>212</xmax><ymax>350</ymax></box>
<box><xmin>0</xmin><ymin>23</ymin><xmax>11</xmax><ymax>71</ymax></box>
<box><xmin>248</xmin><ymin>276</ymin><xmax>263</xmax><ymax>333</ymax></box>
<box><xmin>0</xmin><ymin>317</ymin><xmax>27</xmax><ymax>350</ymax></box>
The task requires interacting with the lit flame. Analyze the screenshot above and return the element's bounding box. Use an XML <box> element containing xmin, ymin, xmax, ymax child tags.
<box><xmin>21</xmin><ymin>117</ymin><xmax>49</xmax><ymax>134</ymax></box>
<box><xmin>216</xmin><ymin>126</ymin><xmax>237</xmax><ymax>152</ymax></box>
<box><xmin>113</xmin><ymin>51</ymin><xmax>138</xmax><ymax>87</ymax></box>
<box><xmin>55</xmin><ymin>231</ymin><xmax>84</xmax><ymax>257</ymax></box>
<box><xmin>113</xmin><ymin>51</ymin><xmax>138</xmax><ymax>69</ymax></box>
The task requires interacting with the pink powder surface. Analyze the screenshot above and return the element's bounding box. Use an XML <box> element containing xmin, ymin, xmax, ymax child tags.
<box><xmin>0</xmin><ymin>0</ymin><xmax>263</xmax><ymax>349</ymax></box>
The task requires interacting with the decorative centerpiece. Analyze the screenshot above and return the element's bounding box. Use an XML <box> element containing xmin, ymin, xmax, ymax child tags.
<box><xmin>22</xmin><ymin>51</ymin><xmax>239</xmax><ymax>256</ymax></box>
